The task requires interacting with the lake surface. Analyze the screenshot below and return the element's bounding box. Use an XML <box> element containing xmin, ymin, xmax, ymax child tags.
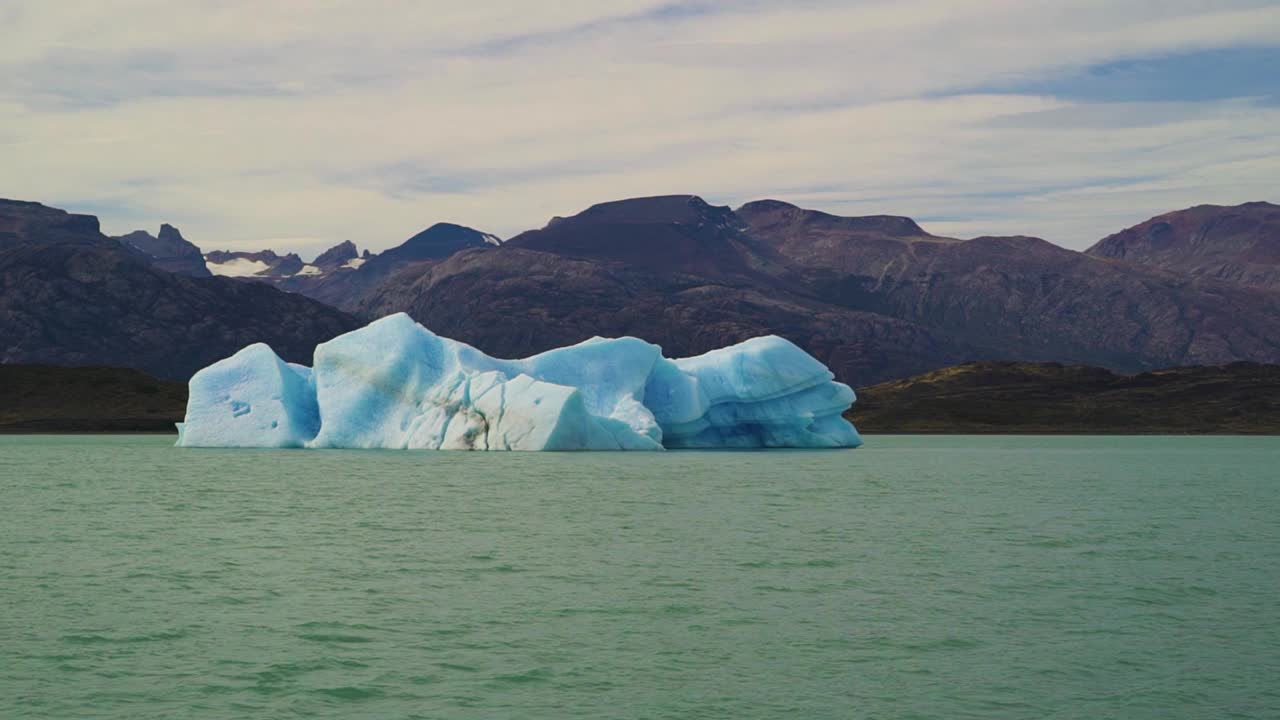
<box><xmin>1</xmin><ymin>435</ymin><xmax>1278</xmax><ymax>719</ymax></box>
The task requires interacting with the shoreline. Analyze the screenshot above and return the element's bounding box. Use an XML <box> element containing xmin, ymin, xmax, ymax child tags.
<box><xmin>3</xmin><ymin>428</ymin><xmax>1277</xmax><ymax>437</ymax></box>
<box><xmin>5</xmin><ymin>361</ymin><xmax>1278</xmax><ymax>437</ymax></box>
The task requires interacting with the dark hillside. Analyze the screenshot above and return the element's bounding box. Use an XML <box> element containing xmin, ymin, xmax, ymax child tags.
<box><xmin>849</xmin><ymin>361</ymin><xmax>1280</xmax><ymax>434</ymax></box>
<box><xmin>0</xmin><ymin>365</ymin><xmax>186</xmax><ymax>432</ymax></box>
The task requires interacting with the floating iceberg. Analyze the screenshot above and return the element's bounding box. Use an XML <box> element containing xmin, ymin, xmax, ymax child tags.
<box><xmin>175</xmin><ymin>313</ymin><xmax>862</xmax><ymax>451</ymax></box>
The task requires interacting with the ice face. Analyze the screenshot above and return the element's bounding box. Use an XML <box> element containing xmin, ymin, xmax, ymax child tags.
<box><xmin>647</xmin><ymin>336</ymin><xmax>861</xmax><ymax>449</ymax></box>
<box><xmin>303</xmin><ymin>314</ymin><xmax>662</xmax><ymax>450</ymax></box>
<box><xmin>175</xmin><ymin>343</ymin><xmax>319</xmax><ymax>447</ymax></box>
<box><xmin>176</xmin><ymin>313</ymin><xmax>863</xmax><ymax>451</ymax></box>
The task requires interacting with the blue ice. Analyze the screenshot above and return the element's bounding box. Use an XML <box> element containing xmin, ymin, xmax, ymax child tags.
<box><xmin>176</xmin><ymin>313</ymin><xmax>863</xmax><ymax>451</ymax></box>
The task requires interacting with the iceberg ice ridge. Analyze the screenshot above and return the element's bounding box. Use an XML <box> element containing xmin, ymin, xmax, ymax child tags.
<box><xmin>175</xmin><ymin>313</ymin><xmax>863</xmax><ymax>451</ymax></box>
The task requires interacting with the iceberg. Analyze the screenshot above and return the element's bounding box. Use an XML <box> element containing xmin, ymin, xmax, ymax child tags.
<box><xmin>175</xmin><ymin>343</ymin><xmax>319</xmax><ymax>448</ymax></box>
<box><xmin>176</xmin><ymin>313</ymin><xmax>863</xmax><ymax>451</ymax></box>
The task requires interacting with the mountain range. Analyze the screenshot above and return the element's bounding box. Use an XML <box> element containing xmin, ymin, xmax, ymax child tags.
<box><xmin>1</xmin><ymin>199</ymin><xmax>357</xmax><ymax>379</ymax></box>
<box><xmin>3</xmin><ymin>194</ymin><xmax>1278</xmax><ymax>385</ymax></box>
<box><xmin>355</xmin><ymin>196</ymin><xmax>1280</xmax><ymax>383</ymax></box>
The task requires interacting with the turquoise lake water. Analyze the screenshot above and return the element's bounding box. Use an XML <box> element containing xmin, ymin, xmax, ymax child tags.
<box><xmin>1</xmin><ymin>435</ymin><xmax>1278</xmax><ymax>719</ymax></box>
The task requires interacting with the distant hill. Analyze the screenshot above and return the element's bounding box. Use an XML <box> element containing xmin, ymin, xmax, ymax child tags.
<box><xmin>0</xmin><ymin>365</ymin><xmax>185</xmax><ymax>432</ymax></box>
<box><xmin>848</xmin><ymin>361</ymin><xmax>1280</xmax><ymax>434</ymax></box>
<box><xmin>0</xmin><ymin>199</ymin><xmax>359</xmax><ymax>379</ymax></box>
<box><xmin>1086</xmin><ymin>202</ymin><xmax>1280</xmax><ymax>288</ymax></box>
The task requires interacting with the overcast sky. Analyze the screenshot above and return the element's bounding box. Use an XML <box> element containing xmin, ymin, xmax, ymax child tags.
<box><xmin>2</xmin><ymin>1</ymin><xmax>1278</xmax><ymax>256</ymax></box>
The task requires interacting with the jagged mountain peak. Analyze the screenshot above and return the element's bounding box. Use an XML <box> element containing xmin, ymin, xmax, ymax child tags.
<box><xmin>157</xmin><ymin>223</ymin><xmax>185</xmax><ymax>243</ymax></box>
<box><xmin>163</xmin><ymin>220</ymin><xmax>498</xmax><ymax>308</ymax></box>
<box><xmin>112</xmin><ymin>222</ymin><xmax>209</xmax><ymax>277</ymax></box>
<box><xmin>313</xmin><ymin>240</ymin><xmax>359</xmax><ymax>268</ymax></box>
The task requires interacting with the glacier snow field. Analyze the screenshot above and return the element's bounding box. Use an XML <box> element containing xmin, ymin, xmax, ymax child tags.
<box><xmin>3</xmin><ymin>434</ymin><xmax>1279</xmax><ymax>719</ymax></box>
<box><xmin>176</xmin><ymin>313</ymin><xmax>862</xmax><ymax>450</ymax></box>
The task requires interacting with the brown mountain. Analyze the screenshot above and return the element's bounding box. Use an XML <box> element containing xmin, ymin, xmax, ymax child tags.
<box><xmin>358</xmin><ymin>195</ymin><xmax>1280</xmax><ymax>386</ymax></box>
<box><xmin>9</xmin><ymin>195</ymin><xmax>1280</xmax><ymax>389</ymax></box>
<box><xmin>358</xmin><ymin>197</ymin><xmax>953</xmax><ymax>381</ymax></box>
<box><xmin>1086</xmin><ymin>202</ymin><xmax>1280</xmax><ymax>288</ymax></box>
<box><xmin>738</xmin><ymin>199</ymin><xmax>1280</xmax><ymax>374</ymax></box>
<box><xmin>0</xmin><ymin>199</ymin><xmax>359</xmax><ymax>379</ymax></box>
<box><xmin>506</xmin><ymin>195</ymin><xmax>773</xmax><ymax>277</ymax></box>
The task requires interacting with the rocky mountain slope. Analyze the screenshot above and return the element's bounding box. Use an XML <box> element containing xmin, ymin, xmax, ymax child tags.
<box><xmin>7</xmin><ymin>194</ymin><xmax>1280</xmax><ymax>388</ymax></box>
<box><xmin>359</xmin><ymin>195</ymin><xmax>1280</xmax><ymax>385</ymax></box>
<box><xmin>848</xmin><ymin>361</ymin><xmax>1280</xmax><ymax>434</ymax></box>
<box><xmin>312</xmin><ymin>240</ymin><xmax>367</xmax><ymax>269</ymax></box>
<box><xmin>1</xmin><ymin>199</ymin><xmax>102</xmax><ymax>246</ymax></box>
<box><xmin>155</xmin><ymin>222</ymin><xmax>500</xmax><ymax>311</ymax></box>
<box><xmin>282</xmin><ymin>223</ymin><xmax>500</xmax><ymax>309</ymax></box>
<box><xmin>1086</xmin><ymin>202</ymin><xmax>1280</xmax><ymax>288</ymax></box>
<box><xmin>114</xmin><ymin>224</ymin><xmax>211</xmax><ymax>277</ymax></box>
<box><xmin>739</xmin><ymin>199</ymin><xmax>1280</xmax><ymax>375</ymax></box>
<box><xmin>0</xmin><ymin>199</ymin><xmax>359</xmax><ymax>379</ymax></box>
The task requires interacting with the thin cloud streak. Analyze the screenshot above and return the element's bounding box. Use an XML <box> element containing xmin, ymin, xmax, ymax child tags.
<box><xmin>0</xmin><ymin>0</ymin><xmax>1276</xmax><ymax>255</ymax></box>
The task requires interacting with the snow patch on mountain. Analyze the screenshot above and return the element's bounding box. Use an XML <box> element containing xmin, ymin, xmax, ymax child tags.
<box><xmin>205</xmin><ymin>257</ymin><xmax>271</xmax><ymax>277</ymax></box>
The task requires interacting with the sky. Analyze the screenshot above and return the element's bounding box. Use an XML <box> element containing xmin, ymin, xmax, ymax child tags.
<box><xmin>1</xmin><ymin>1</ymin><xmax>1278</xmax><ymax>256</ymax></box>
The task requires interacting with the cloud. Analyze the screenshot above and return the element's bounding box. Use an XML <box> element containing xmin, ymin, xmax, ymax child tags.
<box><xmin>982</xmin><ymin>46</ymin><xmax>1280</xmax><ymax>104</ymax></box>
<box><xmin>0</xmin><ymin>0</ymin><xmax>1277</xmax><ymax>255</ymax></box>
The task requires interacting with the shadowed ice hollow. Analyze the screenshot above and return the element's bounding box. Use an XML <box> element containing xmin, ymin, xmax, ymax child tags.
<box><xmin>175</xmin><ymin>313</ymin><xmax>862</xmax><ymax>450</ymax></box>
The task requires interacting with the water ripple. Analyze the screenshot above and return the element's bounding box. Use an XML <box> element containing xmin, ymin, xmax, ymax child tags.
<box><xmin>2</xmin><ymin>435</ymin><xmax>1278</xmax><ymax>719</ymax></box>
